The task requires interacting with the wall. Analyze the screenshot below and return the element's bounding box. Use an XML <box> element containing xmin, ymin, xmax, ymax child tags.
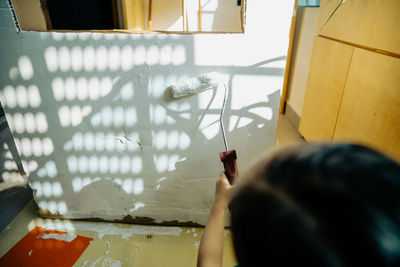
<box><xmin>285</xmin><ymin>6</ymin><xmax>319</xmax><ymax>128</ymax></box>
<box><xmin>0</xmin><ymin>0</ymin><xmax>294</xmax><ymax>226</ymax></box>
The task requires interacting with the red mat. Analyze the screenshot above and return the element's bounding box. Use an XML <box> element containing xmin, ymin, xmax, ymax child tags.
<box><xmin>0</xmin><ymin>226</ymin><xmax>93</xmax><ymax>267</ymax></box>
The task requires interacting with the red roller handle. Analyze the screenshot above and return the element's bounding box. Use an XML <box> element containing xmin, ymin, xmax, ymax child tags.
<box><xmin>219</xmin><ymin>150</ymin><xmax>238</xmax><ymax>185</ymax></box>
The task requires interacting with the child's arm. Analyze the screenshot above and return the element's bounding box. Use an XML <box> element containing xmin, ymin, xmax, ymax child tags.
<box><xmin>197</xmin><ymin>172</ymin><xmax>233</xmax><ymax>267</ymax></box>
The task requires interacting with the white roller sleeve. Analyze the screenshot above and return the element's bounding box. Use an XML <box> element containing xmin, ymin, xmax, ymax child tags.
<box><xmin>167</xmin><ymin>72</ymin><xmax>220</xmax><ymax>98</ymax></box>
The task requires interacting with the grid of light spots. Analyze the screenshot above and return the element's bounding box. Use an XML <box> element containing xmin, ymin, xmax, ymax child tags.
<box><xmin>44</xmin><ymin>43</ymin><xmax>186</xmax><ymax>73</ymax></box>
<box><xmin>0</xmin><ymin>34</ymin><xmax>193</xmax><ymax>217</ymax></box>
<box><xmin>0</xmin><ymin>29</ymin><xmax>282</xmax><ymax>220</ymax></box>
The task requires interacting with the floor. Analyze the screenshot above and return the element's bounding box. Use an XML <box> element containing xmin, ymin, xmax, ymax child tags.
<box><xmin>0</xmin><ymin>201</ymin><xmax>237</xmax><ymax>266</ymax></box>
<box><xmin>0</xmin><ymin>114</ymin><xmax>303</xmax><ymax>266</ymax></box>
<box><xmin>275</xmin><ymin>114</ymin><xmax>305</xmax><ymax>146</ymax></box>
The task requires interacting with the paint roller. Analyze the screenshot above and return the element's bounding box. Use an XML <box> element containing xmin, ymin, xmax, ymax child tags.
<box><xmin>166</xmin><ymin>72</ymin><xmax>239</xmax><ymax>184</ymax></box>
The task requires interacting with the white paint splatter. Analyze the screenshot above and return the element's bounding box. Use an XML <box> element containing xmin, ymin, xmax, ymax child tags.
<box><xmin>83</xmin><ymin>256</ymin><xmax>104</xmax><ymax>267</ymax></box>
<box><xmin>83</xmin><ymin>256</ymin><xmax>121</xmax><ymax>267</ymax></box>
<box><xmin>129</xmin><ymin>202</ymin><xmax>145</xmax><ymax>212</ymax></box>
<box><xmin>28</xmin><ymin>249</ymin><xmax>33</xmax><ymax>256</ymax></box>
<box><xmin>105</xmin><ymin>240</ymin><xmax>111</xmax><ymax>256</ymax></box>
<box><xmin>37</xmin><ymin>233</ymin><xmax>77</xmax><ymax>242</ymax></box>
<box><xmin>42</xmin><ymin>222</ymin><xmax>182</xmax><ymax>240</ymax></box>
<box><xmin>109</xmin><ymin>260</ymin><xmax>122</xmax><ymax>267</ymax></box>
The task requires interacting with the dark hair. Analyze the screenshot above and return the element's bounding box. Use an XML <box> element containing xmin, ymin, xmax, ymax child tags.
<box><xmin>230</xmin><ymin>143</ymin><xmax>400</xmax><ymax>267</ymax></box>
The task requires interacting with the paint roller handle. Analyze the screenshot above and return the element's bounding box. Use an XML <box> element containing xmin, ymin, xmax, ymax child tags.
<box><xmin>219</xmin><ymin>150</ymin><xmax>238</xmax><ymax>185</ymax></box>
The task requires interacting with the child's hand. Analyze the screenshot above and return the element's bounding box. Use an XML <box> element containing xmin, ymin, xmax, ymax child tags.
<box><xmin>214</xmin><ymin>172</ymin><xmax>234</xmax><ymax>211</ymax></box>
<box><xmin>198</xmin><ymin>172</ymin><xmax>233</xmax><ymax>267</ymax></box>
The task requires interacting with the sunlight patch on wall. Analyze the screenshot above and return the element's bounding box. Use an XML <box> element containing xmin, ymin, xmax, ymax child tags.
<box><xmin>31</xmin><ymin>181</ymin><xmax>63</xmax><ymax>198</ymax></box>
<box><xmin>14</xmin><ymin>137</ymin><xmax>54</xmax><ymax>157</ymax></box>
<box><xmin>113</xmin><ymin>178</ymin><xmax>144</xmax><ymax>195</ymax></box>
<box><xmin>248</xmin><ymin>106</ymin><xmax>273</xmax><ymax>121</ymax></box>
<box><xmin>71</xmin><ymin>46</ymin><xmax>83</xmax><ymax>71</ymax></box>
<box><xmin>172</xmin><ymin>45</ymin><xmax>186</xmax><ymax>65</ymax></box>
<box><xmin>121</xmin><ymin>45</ymin><xmax>135</xmax><ymax>71</ymax></box>
<box><xmin>90</xmin><ymin>106</ymin><xmax>137</xmax><ymax>128</ymax></box>
<box><xmin>146</xmin><ymin>45</ymin><xmax>160</xmax><ymax>65</ymax></box>
<box><xmin>18</xmin><ymin>55</ymin><xmax>34</xmax><ymax>80</ymax></box>
<box><xmin>52</xmin><ymin>77</ymin><xmax>114</xmax><ymax>101</ymax></box>
<box><xmin>2</xmin><ymin>85</ymin><xmax>41</xmax><ymax>109</ymax></box>
<box><xmin>6</xmin><ymin>112</ymin><xmax>48</xmax><ymax>134</ymax></box>
<box><xmin>231</xmin><ymin>75</ymin><xmax>281</xmax><ymax>110</ymax></box>
<box><xmin>199</xmin><ymin>114</ymin><xmax>220</xmax><ymax>140</ymax></box>
<box><xmin>120</xmin><ymin>82</ymin><xmax>135</xmax><ymax>100</ymax></box>
<box><xmin>72</xmin><ymin>177</ymin><xmax>101</xmax><ymax>192</ymax></box>
<box><xmin>153</xmin><ymin>154</ymin><xmax>180</xmax><ymax>172</ymax></box>
<box><xmin>58</xmin><ymin>105</ymin><xmax>92</xmax><ymax>127</ymax></box>
<box><xmin>22</xmin><ymin>160</ymin><xmax>39</xmax><ymax>173</ymax></box>
<box><xmin>67</xmin><ymin>155</ymin><xmax>143</xmax><ymax>174</ymax></box>
<box><xmin>159</xmin><ymin>45</ymin><xmax>173</xmax><ymax>65</ymax></box>
<box><xmin>64</xmin><ymin>131</ymin><xmax>141</xmax><ymax>152</ymax></box>
<box><xmin>149</xmin><ymin>104</ymin><xmax>175</xmax><ymax>125</ymax></box>
<box><xmin>151</xmin><ymin>130</ymin><xmax>191</xmax><ymax>150</ymax></box>
<box><xmin>44</xmin><ymin>47</ymin><xmax>58</xmax><ymax>72</ymax></box>
<box><xmin>9</xmin><ymin>67</ymin><xmax>19</xmax><ymax>80</ymax></box>
<box><xmin>44</xmin><ymin>44</ymin><xmax>186</xmax><ymax>73</ymax></box>
<box><xmin>37</xmin><ymin>161</ymin><xmax>58</xmax><ymax>178</ymax></box>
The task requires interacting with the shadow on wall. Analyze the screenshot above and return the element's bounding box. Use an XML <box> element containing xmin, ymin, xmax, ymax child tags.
<box><xmin>0</xmin><ymin>32</ymin><xmax>284</xmax><ymax>223</ymax></box>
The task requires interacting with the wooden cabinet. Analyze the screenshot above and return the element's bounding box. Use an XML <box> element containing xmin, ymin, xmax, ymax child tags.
<box><xmin>299</xmin><ymin>37</ymin><xmax>352</xmax><ymax>140</ymax></box>
<box><xmin>318</xmin><ymin>0</ymin><xmax>400</xmax><ymax>55</ymax></box>
<box><xmin>299</xmin><ymin>0</ymin><xmax>400</xmax><ymax>161</ymax></box>
<box><xmin>334</xmin><ymin>48</ymin><xmax>400</xmax><ymax>159</ymax></box>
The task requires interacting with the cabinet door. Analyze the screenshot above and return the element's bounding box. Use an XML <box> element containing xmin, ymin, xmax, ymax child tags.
<box><xmin>334</xmin><ymin>48</ymin><xmax>400</xmax><ymax>161</ymax></box>
<box><xmin>318</xmin><ymin>0</ymin><xmax>400</xmax><ymax>56</ymax></box>
<box><xmin>299</xmin><ymin>36</ymin><xmax>353</xmax><ymax>140</ymax></box>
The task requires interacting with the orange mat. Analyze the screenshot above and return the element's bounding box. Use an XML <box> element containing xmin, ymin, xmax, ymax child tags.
<box><xmin>0</xmin><ymin>226</ymin><xmax>93</xmax><ymax>267</ymax></box>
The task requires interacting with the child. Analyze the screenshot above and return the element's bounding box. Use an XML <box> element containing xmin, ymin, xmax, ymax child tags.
<box><xmin>197</xmin><ymin>143</ymin><xmax>400</xmax><ymax>267</ymax></box>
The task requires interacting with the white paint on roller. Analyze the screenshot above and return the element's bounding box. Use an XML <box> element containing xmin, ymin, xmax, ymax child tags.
<box><xmin>168</xmin><ymin>72</ymin><xmax>220</xmax><ymax>99</ymax></box>
<box><xmin>37</xmin><ymin>233</ymin><xmax>77</xmax><ymax>242</ymax></box>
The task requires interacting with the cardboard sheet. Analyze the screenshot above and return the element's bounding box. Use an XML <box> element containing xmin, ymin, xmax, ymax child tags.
<box><xmin>0</xmin><ymin>226</ymin><xmax>92</xmax><ymax>266</ymax></box>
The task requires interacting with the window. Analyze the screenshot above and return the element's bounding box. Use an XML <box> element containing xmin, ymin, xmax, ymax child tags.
<box><xmin>10</xmin><ymin>0</ymin><xmax>246</xmax><ymax>33</ymax></box>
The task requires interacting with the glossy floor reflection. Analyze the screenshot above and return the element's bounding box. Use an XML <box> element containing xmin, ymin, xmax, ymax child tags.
<box><xmin>0</xmin><ymin>200</ymin><xmax>238</xmax><ymax>267</ymax></box>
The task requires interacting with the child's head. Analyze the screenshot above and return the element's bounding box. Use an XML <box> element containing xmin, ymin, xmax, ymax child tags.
<box><xmin>230</xmin><ymin>143</ymin><xmax>400</xmax><ymax>267</ymax></box>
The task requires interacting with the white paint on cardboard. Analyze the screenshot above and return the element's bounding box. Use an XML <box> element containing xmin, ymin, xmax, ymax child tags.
<box><xmin>37</xmin><ymin>233</ymin><xmax>77</xmax><ymax>242</ymax></box>
<box><xmin>0</xmin><ymin>0</ymin><xmax>294</xmax><ymax>225</ymax></box>
<box><xmin>33</xmin><ymin>219</ymin><xmax>183</xmax><ymax>239</ymax></box>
